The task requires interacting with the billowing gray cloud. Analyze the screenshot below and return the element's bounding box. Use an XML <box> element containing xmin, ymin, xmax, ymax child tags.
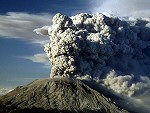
<box><xmin>0</xmin><ymin>12</ymin><xmax>52</xmax><ymax>45</ymax></box>
<box><xmin>103</xmin><ymin>70</ymin><xmax>150</xmax><ymax>97</ymax></box>
<box><xmin>35</xmin><ymin>13</ymin><xmax>150</xmax><ymax>113</ymax></box>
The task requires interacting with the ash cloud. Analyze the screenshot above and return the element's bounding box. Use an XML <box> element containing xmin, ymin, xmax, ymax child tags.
<box><xmin>103</xmin><ymin>70</ymin><xmax>150</xmax><ymax>96</ymax></box>
<box><xmin>35</xmin><ymin>13</ymin><xmax>150</xmax><ymax>112</ymax></box>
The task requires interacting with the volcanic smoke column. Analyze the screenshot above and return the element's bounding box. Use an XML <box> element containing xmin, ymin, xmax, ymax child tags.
<box><xmin>35</xmin><ymin>13</ymin><xmax>150</xmax><ymax>96</ymax></box>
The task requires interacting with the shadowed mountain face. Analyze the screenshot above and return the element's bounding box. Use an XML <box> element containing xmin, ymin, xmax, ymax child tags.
<box><xmin>0</xmin><ymin>78</ymin><xmax>129</xmax><ymax>113</ymax></box>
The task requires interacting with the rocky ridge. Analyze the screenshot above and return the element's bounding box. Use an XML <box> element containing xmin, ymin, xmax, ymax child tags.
<box><xmin>0</xmin><ymin>78</ymin><xmax>129</xmax><ymax>113</ymax></box>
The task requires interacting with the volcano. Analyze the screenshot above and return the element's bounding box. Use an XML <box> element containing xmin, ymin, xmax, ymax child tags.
<box><xmin>0</xmin><ymin>78</ymin><xmax>129</xmax><ymax>113</ymax></box>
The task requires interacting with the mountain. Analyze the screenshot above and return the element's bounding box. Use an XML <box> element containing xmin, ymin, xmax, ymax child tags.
<box><xmin>0</xmin><ymin>78</ymin><xmax>129</xmax><ymax>113</ymax></box>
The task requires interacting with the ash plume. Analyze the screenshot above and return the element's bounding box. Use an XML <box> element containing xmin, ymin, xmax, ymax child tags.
<box><xmin>34</xmin><ymin>13</ymin><xmax>150</xmax><ymax>98</ymax></box>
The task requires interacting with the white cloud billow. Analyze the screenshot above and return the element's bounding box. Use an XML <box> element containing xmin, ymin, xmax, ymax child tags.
<box><xmin>34</xmin><ymin>26</ymin><xmax>50</xmax><ymax>36</ymax></box>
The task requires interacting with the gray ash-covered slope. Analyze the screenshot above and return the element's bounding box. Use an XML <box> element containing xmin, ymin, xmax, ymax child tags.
<box><xmin>0</xmin><ymin>78</ymin><xmax>129</xmax><ymax>113</ymax></box>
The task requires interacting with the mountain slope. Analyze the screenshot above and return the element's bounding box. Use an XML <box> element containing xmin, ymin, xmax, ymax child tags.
<box><xmin>0</xmin><ymin>78</ymin><xmax>129</xmax><ymax>113</ymax></box>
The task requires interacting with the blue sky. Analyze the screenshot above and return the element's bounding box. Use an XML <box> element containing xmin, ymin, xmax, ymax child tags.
<box><xmin>0</xmin><ymin>0</ymin><xmax>150</xmax><ymax>88</ymax></box>
<box><xmin>0</xmin><ymin>0</ymin><xmax>91</xmax><ymax>15</ymax></box>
